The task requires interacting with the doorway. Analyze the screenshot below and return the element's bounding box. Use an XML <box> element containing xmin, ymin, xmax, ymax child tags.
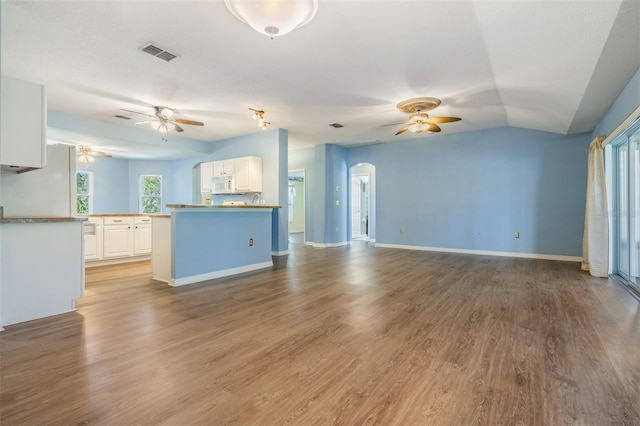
<box><xmin>288</xmin><ymin>170</ymin><xmax>305</xmax><ymax>244</ymax></box>
<box><xmin>349</xmin><ymin>163</ymin><xmax>375</xmax><ymax>243</ymax></box>
<box><xmin>610</xmin><ymin>117</ymin><xmax>640</xmax><ymax>296</ymax></box>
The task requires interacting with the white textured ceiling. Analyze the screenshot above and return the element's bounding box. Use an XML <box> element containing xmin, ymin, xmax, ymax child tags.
<box><xmin>2</xmin><ymin>0</ymin><xmax>639</xmax><ymax>159</ymax></box>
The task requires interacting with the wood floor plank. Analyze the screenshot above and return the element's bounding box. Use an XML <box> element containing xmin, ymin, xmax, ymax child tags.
<box><xmin>1</xmin><ymin>242</ymin><xmax>638</xmax><ymax>425</ymax></box>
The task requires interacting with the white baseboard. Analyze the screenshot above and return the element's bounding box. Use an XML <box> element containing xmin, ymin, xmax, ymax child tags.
<box><xmin>169</xmin><ymin>261</ymin><xmax>273</xmax><ymax>287</ymax></box>
<box><xmin>85</xmin><ymin>255</ymin><xmax>151</xmax><ymax>268</ymax></box>
<box><xmin>374</xmin><ymin>243</ymin><xmax>582</xmax><ymax>262</ymax></box>
<box><xmin>308</xmin><ymin>241</ymin><xmax>349</xmax><ymax>248</ymax></box>
<box><xmin>272</xmin><ymin>250</ymin><xmax>289</xmax><ymax>256</ymax></box>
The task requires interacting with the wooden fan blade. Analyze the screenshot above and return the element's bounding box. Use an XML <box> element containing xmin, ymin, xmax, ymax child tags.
<box><xmin>93</xmin><ymin>151</ymin><xmax>112</xmax><ymax>158</ymax></box>
<box><xmin>381</xmin><ymin>121</ymin><xmax>409</xmax><ymax>127</ymax></box>
<box><xmin>429</xmin><ymin>116</ymin><xmax>461</xmax><ymax>124</ymax></box>
<box><xmin>169</xmin><ymin>123</ymin><xmax>184</xmax><ymax>132</ymax></box>
<box><xmin>175</xmin><ymin>118</ymin><xmax>204</xmax><ymax>126</ymax></box>
<box><xmin>427</xmin><ymin>123</ymin><xmax>442</xmax><ymax>133</ymax></box>
<box><xmin>395</xmin><ymin>126</ymin><xmax>410</xmax><ymax>135</ymax></box>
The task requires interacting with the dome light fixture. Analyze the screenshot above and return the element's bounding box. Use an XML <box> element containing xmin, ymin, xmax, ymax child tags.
<box><xmin>224</xmin><ymin>0</ymin><xmax>318</xmax><ymax>39</ymax></box>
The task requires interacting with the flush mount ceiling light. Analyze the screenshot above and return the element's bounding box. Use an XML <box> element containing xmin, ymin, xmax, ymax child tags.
<box><xmin>224</xmin><ymin>0</ymin><xmax>318</xmax><ymax>38</ymax></box>
<box><xmin>249</xmin><ymin>108</ymin><xmax>270</xmax><ymax>130</ymax></box>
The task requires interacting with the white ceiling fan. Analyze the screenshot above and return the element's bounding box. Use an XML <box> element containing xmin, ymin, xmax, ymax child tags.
<box><xmin>122</xmin><ymin>106</ymin><xmax>204</xmax><ymax>133</ymax></box>
<box><xmin>77</xmin><ymin>145</ymin><xmax>112</xmax><ymax>163</ymax></box>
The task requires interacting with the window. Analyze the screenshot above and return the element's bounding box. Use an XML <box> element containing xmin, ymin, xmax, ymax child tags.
<box><xmin>610</xmin><ymin>117</ymin><xmax>640</xmax><ymax>295</ymax></box>
<box><xmin>140</xmin><ymin>175</ymin><xmax>162</xmax><ymax>214</ymax></box>
<box><xmin>76</xmin><ymin>171</ymin><xmax>92</xmax><ymax>214</ymax></box>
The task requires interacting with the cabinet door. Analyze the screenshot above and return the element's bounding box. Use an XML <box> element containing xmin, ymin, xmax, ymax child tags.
<box><xmin>234</xmin><ymin>156</ymin><xmax>262</xmax><ymax>193</ymax></box>
<box><xmin>213</xmin><ymin>161</ymin><xmax>224</xmax><ymax>175</ymax></box>
<box><xmin>133</xmin><ymin>225</ymin><xmax>152</xmax><ymax>255</ymax></box>
<box><xmin>103</xmin><ymin>224</ymin><xmax>132</xmax><ymax>258</ymax></box>
<box><xmin>234</xmin><ymin>157</ymin><xmax>251</xmax><ymax>191</ymax></box>
<box><xmin>0</xmin><ymin>76</ymin><xmax>46</xmax><ymax>168</ymax></box>
<box><xmin>201</xmin><ymin>162</ymin><xmax>213</xmax><ymax>193</ymax></box>
<box><xmin>84</xmin><ymin>227</ymin><xmax>99</xmax><ymax>260</ymax></box>
<box><xmin>223</xmin><ymin>160</ymin><xmax>235</xmax><ymax>174</ymax></box>
<box><xmin>84</xmin><ymin>219</ymin><xmax>103</xmax><ymax>260</ymax></box>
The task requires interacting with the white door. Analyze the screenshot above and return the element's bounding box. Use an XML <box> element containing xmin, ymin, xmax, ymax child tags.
<box><xmin>351</xmin><ymin>178</ymin><xmax>361</xmax><ymax>239</ymax></box>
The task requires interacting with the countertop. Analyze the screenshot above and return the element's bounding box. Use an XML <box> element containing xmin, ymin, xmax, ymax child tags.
<box><xmin>0</xmin><ymin>216</ymin><xmax>87</xmax><ymax>224</ymax></box>
<box><xmin>82</xmin><ymin>213</ymin><xmax>164</xmax><ymax>217</ymax></box>
<box><xmin>167</xmin><ymin>204</ymin><xmax>282</xmax><ymax>209</ymax></box>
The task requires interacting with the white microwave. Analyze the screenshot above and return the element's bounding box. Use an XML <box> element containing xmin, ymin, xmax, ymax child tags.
<box><xmin>211</xmin><ymin>175</ymin><xmax>234</xmax><ymax>194</ymax></box>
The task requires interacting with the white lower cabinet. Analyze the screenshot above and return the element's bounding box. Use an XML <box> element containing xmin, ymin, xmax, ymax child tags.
<box><xmin>85</xmin><ymin>215</ymin><xmax>153</xmax><ymax>264</ymax></box>
<box><xmin>133</xmin><ymin>217</ymin><xmax>152</xmax><ymax>255</ymax></box>
<box><xmin>83</xmin><ymin>217</ymin><xmax>103</xmax><ymax>260</ymax></box>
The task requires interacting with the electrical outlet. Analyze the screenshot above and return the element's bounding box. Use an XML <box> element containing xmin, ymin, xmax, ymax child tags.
<box><xmin>400</xmin><ymin>227</ymin><xmax>405</xmax><ymax>234</ymax></box>
<box><xmin>336</xmin><ymin>227</ymin><xmax>339</xmax><ymax>233</ymax></box>
<box><xmin>249</xmin><ymin>238</ymin><xmax>254</xmax><ymax>246</ymax></box>
<box><xmin>514</xmin><ymin>232</ymin><xmax>520</xmax><ymax>239</ymax></box>
<box><xmin>336</xmin><ymin>200</ymin><xmax>340</xmax><ymax>206</ymax></box>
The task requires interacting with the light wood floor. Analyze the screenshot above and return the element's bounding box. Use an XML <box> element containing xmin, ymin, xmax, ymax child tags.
<box><xmin>1</xmin><ymin>242</ymin><xmax>639</xmax><ymax>425</ymax></box>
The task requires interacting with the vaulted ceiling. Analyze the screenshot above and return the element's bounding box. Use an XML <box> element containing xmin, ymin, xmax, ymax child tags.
<box><xmin>2</xmin><ymin>1</ymin><xmax>639</xmax><ymax>158</ymax></box>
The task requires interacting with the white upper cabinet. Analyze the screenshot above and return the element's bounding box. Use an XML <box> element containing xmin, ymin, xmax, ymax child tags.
<box><xmin>213</xmin><ymin>159</ymin><xmax>234</xmax><ymax>176</ymax></box>
<box><xmin>0</xmin><ymin>76</ymin><xmax>47</xmax><ymax>172</ymax></box>
<box><xmin>200</xmin><ymin>162</ymin><xmax>213</xmax><ymax>194</ymax></box>
<box><xmin>234</xmin><ymin>156</ymin><xmax>262</xmax><ymax>193</ymax></box>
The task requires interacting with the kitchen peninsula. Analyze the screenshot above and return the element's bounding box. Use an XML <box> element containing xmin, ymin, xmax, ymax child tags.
<box><xmin>152</xmin><ymin>204</ymin><xmax>280</xmax><ymax>286</ymax></box>
<box><xmin>0</xmin><ymin>216</ymin><xmax>85</xmax><ymax>326</ymax></box>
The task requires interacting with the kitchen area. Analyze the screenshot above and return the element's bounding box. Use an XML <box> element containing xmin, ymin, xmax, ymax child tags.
<box><xmin>0</xmin><ymin>75</ymin><xmax>289</xmax><ymax>328</ymax></box>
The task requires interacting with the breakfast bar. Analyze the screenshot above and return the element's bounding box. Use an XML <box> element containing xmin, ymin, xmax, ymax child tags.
<box><xmin>152</xmin><ymin>204</ymin><xmax>280</xmax><ymax>286</ymax></box>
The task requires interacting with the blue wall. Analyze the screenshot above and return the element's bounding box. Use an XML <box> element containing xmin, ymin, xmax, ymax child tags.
<box><xmin>593</xmin><ymin>67</ymin><xmax>640</xmax><ymax>137</ymax></box>
<box><xmin>348</xmin><ymin>127</ymin><xmax>591</xmax><ymax>256</ymax></box>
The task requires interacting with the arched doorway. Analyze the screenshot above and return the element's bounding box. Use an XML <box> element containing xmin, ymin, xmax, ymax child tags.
<box><xmin>349</xmin><ymin>163</ymin><xmax>375</xmax><ymax>243</ymax></box>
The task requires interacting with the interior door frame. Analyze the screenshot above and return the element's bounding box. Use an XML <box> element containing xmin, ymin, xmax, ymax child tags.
<box><xmin>288</xmin><ymin>168</ymin><xmax>306</xmax><ymax>243</ymax></box>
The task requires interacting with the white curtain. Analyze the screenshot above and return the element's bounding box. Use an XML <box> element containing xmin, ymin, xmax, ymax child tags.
<box><xmin>582</xmin><ymin>136</ymin><xmax>609</xmax><ymax>277</ymax></box>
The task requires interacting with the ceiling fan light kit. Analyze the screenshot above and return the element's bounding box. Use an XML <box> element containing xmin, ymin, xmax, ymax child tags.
<box><xmin>224</xmin><ymin>0</ymin><xmax>318</xmax><ymax>38</ymax></box>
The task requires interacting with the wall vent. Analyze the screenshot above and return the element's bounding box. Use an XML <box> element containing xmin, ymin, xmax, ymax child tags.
<box><xmin>140</xmin><ymin>43</ymin><xmax>178</xmax><ymax>62</ymax></box>
<box><xmin>329</xmin><ymin>123</ymin><xmax>344</xmax><ymax>128</ymax></box>
<box><xmin>114</xmin><ymin>115</ymin><xmax>131</xmax><ymax>120</ymax></box>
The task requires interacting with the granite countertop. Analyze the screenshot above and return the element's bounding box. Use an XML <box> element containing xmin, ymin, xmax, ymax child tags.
<box><xmin>0</xmin><ymin>216</ymin><xmax>87</xmax><ymax>224</ymax></box>
<box><xmin>167</xmin><ymin>204</ymin><xmax>282</xmax><ymax>209</ymax></box>
<box><xmin>82</xmin><ymin>213</ymin><xmax>164</xmax><ymax>217</ymax></box>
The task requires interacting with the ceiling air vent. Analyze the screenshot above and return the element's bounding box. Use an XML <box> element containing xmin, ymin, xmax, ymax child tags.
<box><xmin>329</xmin><ymin>123</ymin><xmax>344</xmax><ymax>128</ymax></box>
<box><xmin>140</xmin><ymin>43</ymin><xmax>178</xmax><ymax>62</ymax></box>
<box><xmin>114</xmin><ymin>115</ymin><xmax>131</xmax><ymax>120</ymax></box>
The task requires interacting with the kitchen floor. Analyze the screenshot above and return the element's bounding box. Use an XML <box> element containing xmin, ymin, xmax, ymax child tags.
<box><xmin>1</xmin><ymin>243</ymin><xmax>639</xmax><ymax>425</ymax></box>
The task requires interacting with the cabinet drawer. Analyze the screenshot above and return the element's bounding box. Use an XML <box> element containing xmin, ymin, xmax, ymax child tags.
<box><xmin>134</xmin><ymin>216</ymin><xmax>152</xmax><ymax>224</ymax></box>
<box><xmin>104</xmin><ymin>216</ymin><xmax>133</xmax><ymax>225</ymax></box>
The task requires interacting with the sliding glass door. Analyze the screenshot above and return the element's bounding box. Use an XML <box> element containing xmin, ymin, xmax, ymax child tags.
<box><xmin>612</xmin><ymin>118</ymin><xmax>640</xmax><ymax>294</ymax></box>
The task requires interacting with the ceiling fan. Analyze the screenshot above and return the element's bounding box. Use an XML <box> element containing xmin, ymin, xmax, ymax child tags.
<box><xmin>122</xmin><ymin>106</ymin><xmax>204</xmax><ymax>133</ymax></box>
<box><xmin>384</xmin><ymin>97</ymin><xmax>461</xmax><ymax>135</ymax></box>
<box><xmin>78</xmin><ymin>146</ymin><xmax>112</xmax><ymax>163</ymax></box>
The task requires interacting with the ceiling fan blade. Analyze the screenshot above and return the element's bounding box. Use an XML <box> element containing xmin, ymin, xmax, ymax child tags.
<box><xmin>135</xmin><ymin>120</ymin><xmax>155</xmax><ymax>125</ymax></box>
<box><xmin>395</xmin><ymin>126</ymin><xmax>410</xmax><ymax>135</ymax></box>
<box><xmin>174</xmin><ymin>118</ymin><xmax>204</xmax><ymax>126</ymax></box>
<box><xmin>429</xmin><ymin>116</ymin><xmax>462</xmax><ymax>124</ymax></box>
<box><xmin>427</xmin><ymin>123</ymin><xmax>442</xmax><ymax>133</ymax></box>
<box><xmin>381</xmin><ymin>121</ymin><xmax>409</xmax><ymax>127</ymax></box>
<box><xmin>169</xmin><ymin>123</ymin><xmax>184</xmax><ymax>132</ymax></box>
<box><xmin>93</xmin><ymin>151</ymin><xmax>112</xmax><ymax>158</ymax></box>
<box><xmin>120</xmin><ymin>108</ymin><xmax>155</xmax><ymax>118</ymax></box>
